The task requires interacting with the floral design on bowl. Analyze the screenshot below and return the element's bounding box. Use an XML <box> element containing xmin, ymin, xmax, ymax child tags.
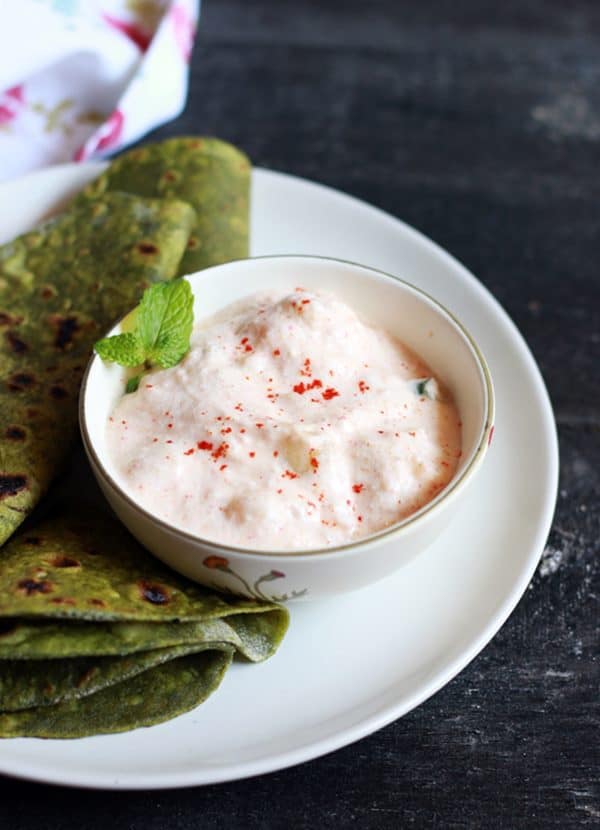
<box><xmin>202</xmin><ymin>556</ymin><xmax>308</xmax><ymax>602</ymax></box>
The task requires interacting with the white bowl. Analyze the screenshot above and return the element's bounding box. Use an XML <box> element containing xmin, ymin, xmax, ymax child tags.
<box><xmin>80</xmin><ymin>256</ymin><xmax>494</xmax><ymax>601</ymax></box>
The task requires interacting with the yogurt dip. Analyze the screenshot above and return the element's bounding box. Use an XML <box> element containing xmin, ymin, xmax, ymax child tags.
<box><xmin>106</xmin><ymin>288</ymin><xmax>462</xmax><ymax>551</ymax></box>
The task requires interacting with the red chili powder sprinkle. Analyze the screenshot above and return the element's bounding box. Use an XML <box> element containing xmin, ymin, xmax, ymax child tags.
<box><xmin>211</xmin><ymin>442</ymin><xmax>229</xmax><ymax>460</ymax></box>
<box><xmin>197</xmin><ymin>440</ymin><xmax>213</xmax><ymax>451</ymax></box>
<box><xmin>357</xmin><ymin>515</ymin><xmax>363</xmax><ymax>523</ymax></box>
<box><xmin>145</xmin><ymin>384</ymin><xmax>153</xmax><ymax>389</ymax></box>
<box><xmin>293</xmin><ymin>378</ymin><xmax>322</xmax><ymax>395</ymax></box>
<box><xmin>241</xmin><ymin>337</ymin><xmax>248</xmax><ymax>345</ymax></box>
<box><xmin>346</xmin><ymin>499</ymin><xmax>351</xmax><ymax>506</ymax></box>
<box><xmin>408</xmin><ymin>431</ymin><xmax>416</xmax><ymax>437</ymax></box>
<box><xmin>221</xmin><ymin>427</ymin><xmax>232</xmax><ymax>435</ymax></box>
<box><xmin>310</xmin><ymin>457</ymin><xmax>319</xmax><ymax>471</ymax></box>
<box><xmin>441</xmin><ymin>460</ymin><xmax>449</xmax><ymax>467</ymax></box>
<box><xmin>219</xmin><ymin>464</ymin><xmax>227</xmax><ymax>471</ymax></box>
<box><xmin>235</xmin><ymin>403</ymin><xmax>243</xmax><ymax>411</ymax></box>
<box><xmin>273</xmin><ymin>349</ymin><xmax>281</xmax><ymax>356</ymax></box>
<box><xmin>301</xmin><ymin>299</ymin><xmax>311</xmax><ymax>304</ymax></box>
<box><xmin>166</xmin><ymin>439</ymin><xmax>173</xmax><ymax>444</ymax></box>
<box><xmin>245</xmin><ymin>344</ymin><xmax>253</xmax><ymax>352</ymax></box>
<box><xmin>352</xmin><ymin>483</ymin><xmax>364</xmax><ymax>494</ymax></box>
<box><xmin>121</xmin><ymin>420</ymin><xmax>126</xmax><ymax>425</ymax></box>
<box><xmin>152</xmin><ymin>438</ymin><xmax>158</xmax><ymax>443</ymax></box>
<box><xmin>249</xmin><ymin>452</ymin><xmax>255</xmax><ymax>458</ymax></box>
<box><xmin>277</xmin><ymin>489</ymin><xmax>283</xmax><ymax>494</ymax></box>
<box><xmin>167</xmin><ymin>423</ymin><xmax>173</xmax><ymax>429</ymax></box>
<box><xmin>273</xmin><ymin>450</ymin><xmax>279</xmax><ymax>457</ymax></box>
<box><xmin>256</xmin><ymin>422</ymin><xmax>264</xmax><ymax>429</ymax></box>
<box><xmin>378</xmin><ymin>430</ymin><xmax>384</xmax><ymax>435</ymax></box>
<box><xmin>322</xmin><ymin>387</ymin><xmax>339</xmax><ymax>401</ymax></box>
<box><xmin>184</xmin><ymin>448</ymin><xmax>195</xmax><ymax>456</ymax></box>
<box><xmin>240</xmin><ymin>428</ymin><xmax>246</xmax><ymax>434</ymax></box>
<box><xmin>358</xmin><ymin>380</ymin><xmax>370</xmax><ymax>393</ymax></box>
<box><xmin>282</xmin><ymin>470</ymin><xmax>298</xmax><ymax>479</ymax></box>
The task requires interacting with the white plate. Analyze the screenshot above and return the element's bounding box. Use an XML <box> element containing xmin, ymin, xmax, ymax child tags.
<box><xmin>0</xmin><ymin>164</ymin><xmax>558</xmax><ymax>789</ymax></box>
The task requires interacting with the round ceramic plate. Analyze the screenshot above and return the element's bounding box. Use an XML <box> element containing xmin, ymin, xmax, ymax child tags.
<box><xmin>0</xmin><ymin>164</ymin><xmax>558</xmax><ymax>789</ymax></box>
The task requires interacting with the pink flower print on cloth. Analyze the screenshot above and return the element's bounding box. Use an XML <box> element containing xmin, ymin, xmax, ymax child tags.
<box><xmin>74</xmin><ymin>109</ymin><xmax>124</xmax><ymax>162</ymax></box>
<box><xmin>0</xmin><ymin>86</ymin><xmax>24</xmax><ymax>126</ymax></box>
<box><xmin>102</xmin><ymin>13</ymin><xmax>153</xmax><ymax>53</ymax></box>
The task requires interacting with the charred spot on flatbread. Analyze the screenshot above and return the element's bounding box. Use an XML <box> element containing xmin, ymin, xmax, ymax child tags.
<box><xmin>5</xmin><ymin>426</ymin><xmax>26</xmax><ymax>441</ymax></box>
<box><xmin>0</xmin><ymin>474</ymin><xmax>28</xmax><ymax>499</ymax></box>
<box><xmin>17</xmin><ymin>578</ymin><xmax>54</xmax><ymax>596</ymax></box>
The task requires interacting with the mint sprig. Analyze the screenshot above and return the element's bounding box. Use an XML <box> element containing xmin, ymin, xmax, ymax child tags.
<box><xmin>95</xmin><ymin>279</ymin><xmax>194</xmax><ymax>390</ymax></box>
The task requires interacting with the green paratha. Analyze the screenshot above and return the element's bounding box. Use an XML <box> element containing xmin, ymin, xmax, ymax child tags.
<box><xmin>0</xmin><ymin>513</ymin><xmax>289</xmax><ymax>736</ymax></box>
<box><xmin>0</xmin><ymin>193</ymin><xmax>196</xmax><ymax>545</ymax></box>
<box><xmin>0</xmin><ymin>613</ymin><xmax>282</xmax><ymax>660</ymax></box>
<box><xmin>0</xmin><ymin>642</ymin><xmax>231</xmax><ymax>712</ymax></box>
<box><xmin>79</xmin><ymin>136</ymin><xmax>251</xmax><ymax>274</ymax></box>
<box><xmin>0</xmin><ymin>514</ymin><xmax>286</xmax><ymax>624</ymax></box>
<box><xmin>0</xmin><ymin>650</ymin><xmax>233</xmax><ymax>738</ymax></box>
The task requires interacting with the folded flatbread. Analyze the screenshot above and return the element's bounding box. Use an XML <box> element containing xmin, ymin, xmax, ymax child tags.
<box><xmin>0</xmin><ymin>650</ymin><xmax>233</xmax><ymax>738</ymax></box>
<box><xmin>0</xmin><ymin>193</ymin><xmax>195</xmax><ymax>545</ymax></box>
<box><xmin>0</xmin><ymin>514</ymin><xmax>288</xmax><ymax>737</ymax></box>
<box><xmin>78</xmin><ymin>136</ymin><xmax>251</xmax><ymax>274</ymax></box>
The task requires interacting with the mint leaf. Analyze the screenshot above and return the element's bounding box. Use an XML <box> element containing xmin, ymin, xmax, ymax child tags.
<box><xmin>95</xmin><ymin>332</ymin><xmax>145</xmax><ymax>366</ymax></box>
<box><xmin>93</xmin><ymin>279</ymin><xmax>194</xmax><ymax>389</ymax></box>
<box><xmin>151</xmin><ymin>334</ymin><xmax>191</xmax><ymax>369</ymax></box>
<box><xmin>138</xmin><ymin>280</ymin><xmax>194</xmax><ymax>368</ymax></box>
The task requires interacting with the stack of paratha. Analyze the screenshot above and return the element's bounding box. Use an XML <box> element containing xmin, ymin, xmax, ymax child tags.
<box><xmin>0</xmin><ymin>516</ymin><xmax>287</xmax><ymax>738</ymax></box>
<box><xmin>0</xmin><ymin>138</ymin><xmax>288</xmax><ymax>739</ymax></box>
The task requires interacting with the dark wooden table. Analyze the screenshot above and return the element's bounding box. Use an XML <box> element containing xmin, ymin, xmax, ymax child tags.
<box><xmin>3</xmin><ymin>1</ymin><xmax>598</xmax><ymax>826</ymax></box>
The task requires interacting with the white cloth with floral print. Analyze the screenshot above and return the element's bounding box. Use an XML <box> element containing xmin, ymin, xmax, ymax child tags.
<box><xmin>0</xmin><ymin>0</ymin><xmax>199</xmax><ymax>183</ymax></box>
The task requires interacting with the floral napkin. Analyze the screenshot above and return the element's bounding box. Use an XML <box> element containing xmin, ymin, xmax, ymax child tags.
<box><xmin>0</xmin><ymin>0</ymin><xmax>199</xmax><ymax>183</ymax></box>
